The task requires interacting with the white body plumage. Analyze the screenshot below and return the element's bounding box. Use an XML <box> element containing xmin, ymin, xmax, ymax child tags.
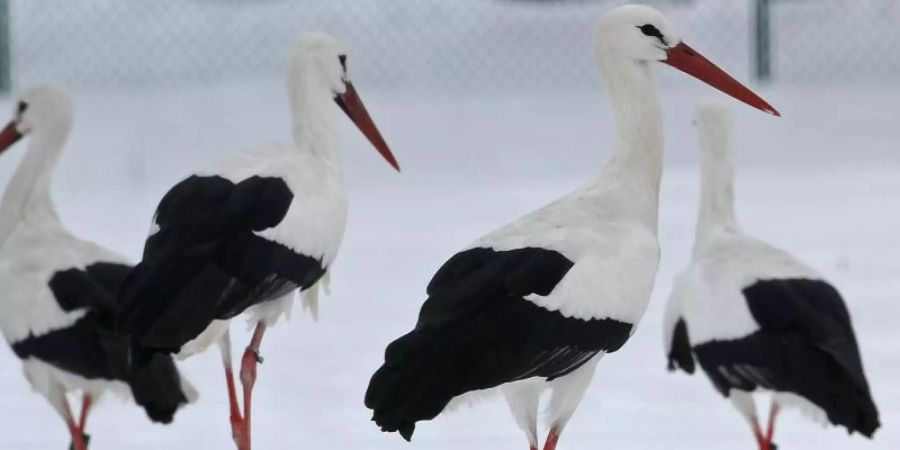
<box><xmin>663</xmin><ymin>103</ymin><xmax>878</xmax><ymax>440</ymax></box>
<box><xmin>0</xmin><ymin>86</ymin><xmax>197</xmax><ymax>424</ymax></box>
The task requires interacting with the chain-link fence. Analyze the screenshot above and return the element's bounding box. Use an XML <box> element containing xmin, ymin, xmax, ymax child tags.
<box><xmin>4</xmin><ymin>0</ymin><xmax>899</xmax><ymax>95</ymax></box>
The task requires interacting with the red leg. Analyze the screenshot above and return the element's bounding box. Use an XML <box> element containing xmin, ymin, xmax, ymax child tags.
<box><xmin>220</xmin><ymin>330</ymin><xmax>248</xmax><ymax>450</ymax></box>
<box><xmin>226</xmin><ymin>363</ymin><xmax>245</xmax><ymax>448</ymax></box>
<box><xmin>763</xmin><ymin>402</ymin><xmax>780</xmax><ymax>450</ymax></box>
<box><xmin>61</xmin><ymin>394</ymin><xmax>87</xmax><ymax>450</ymax></box>
<box><xmin>747</xmin><ymin>415</ymin><xmax>765</xmax><ymax>450</ymax></box>
<box><xmin>238</xmin><ymin>322</ymin><xmax>267</xmax><ymax>450</ymax></box>
<box><xmin>542</xmin><ymin>426</ymin><xmax>561</xmax><ymax>450</ymax></box>
<box><xmin>77</xmin><ymin>394</ymin><xmax>92</xmax><ymax>448</ymax></box>
<box><xmin>79</xmin><ymin>394</ymin><xmax>92</xmax><ymax>433</ymax></box>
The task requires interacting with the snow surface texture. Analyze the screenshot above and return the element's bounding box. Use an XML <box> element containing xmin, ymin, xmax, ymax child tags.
<box><xmin>0</xmin><ymin>82</ymin><xmax>896</xmax><ymax>449</ymax></box>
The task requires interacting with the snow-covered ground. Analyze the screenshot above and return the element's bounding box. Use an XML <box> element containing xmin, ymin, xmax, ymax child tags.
<box><xmin>0</xmin><ymin>81</ymin><xmax>897</xmax><ymax>450</ymax></box>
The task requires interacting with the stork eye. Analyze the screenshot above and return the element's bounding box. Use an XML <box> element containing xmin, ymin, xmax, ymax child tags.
<box><xmin>16</xmin><ymin>101</ymin><xmax>27</xmax><ymax>115</ymax></box>
<box><xmin>338</xmin><ymin>54</ymin><xmax>347</xmax><ymax>72</ymax></box>
<box><xmin>638</xmin><ymin>24</ymin><xmax>666</xmax><ymax>45</ymax></box>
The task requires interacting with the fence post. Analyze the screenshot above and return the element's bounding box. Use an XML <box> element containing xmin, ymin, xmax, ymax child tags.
<box><xmin>0</xmin><ymin>0</ymin><xmax>10</xmax><ymax>94</ymax></box>
<box><xmin>754</xmin><ymin>0</ymin><xmax>772</xmax><ymax>83</ymax></box>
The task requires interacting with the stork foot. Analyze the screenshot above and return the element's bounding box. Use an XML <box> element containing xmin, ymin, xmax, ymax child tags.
<box><xmin>68</xmin><ymin>433</ymin><xmax>89</xmax><ymax>450</ymax></box>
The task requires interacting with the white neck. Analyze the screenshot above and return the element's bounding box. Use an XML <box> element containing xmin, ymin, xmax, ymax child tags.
<box><xmin>287</xmin><ymin>73</ymin><xmax>342</xmax><ymax>173</ymax></box>
<box><xmin>0</xmin><ymin>127</ymin><xmax>68</xmax><ymax>248</ymax></box>
<box><xmin>593</xmin><ymin>57</ymin><xmax>664</xmax><ymax>226</ymax></box>
<box><xmin>693</xmin><ymin>131</ymin><xmax>738</xmax><ymax>255</ymax></box>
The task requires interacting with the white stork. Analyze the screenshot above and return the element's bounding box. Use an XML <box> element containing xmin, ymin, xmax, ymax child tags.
<box><xmin>663</xmin><ymin>103</ymin><xmax>879</xmax><ymax>450</ymax></box>
<box><xmin>365</xmin><ymin>5</ymin><xmax>779</xmax><ymax>450</ymax></box>
<box><xmin>0</xmin><ymin>85</ymin><xmax>196</xmax><ymax>450</ymax></box>
<box><xmin>116</xmin><ymin>32</ymin><xmax>398</xmax><ymax>450</ymax></box>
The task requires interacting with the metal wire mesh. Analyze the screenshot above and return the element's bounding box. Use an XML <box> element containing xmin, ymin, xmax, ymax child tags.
<box><xmin>772</xmin><ymin>0</ymin><xmax>900</xmax><ymax>83</ymax></box>
<box><xmin>4</xmin><ymin>0</ymin><xmax>898</xmax><ymax>95</ymax></box>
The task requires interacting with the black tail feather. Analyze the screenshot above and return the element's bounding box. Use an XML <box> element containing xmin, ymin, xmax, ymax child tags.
<box><xmin>850</xmin><ymin>389</ymin><xmax>880</xmax><ymax>437</ymax></box>
<box><xmin>365</xmin><ymin>329</ymin><xmax>468</xmax><ymax>441</ymax></box>
<box><xmin>128</xmin><ymin>338</ymin><xmax>174</xmax><ymax>371</ymax></box>
<box><xmin>117</xmin><ymin>259</ymin><xmax>222</xmax><ymax>352</ymax></box>
<box><xmin>117</xmin><ymin>261</ymin><xmax>175</xmax><ymax>338</ymax></box>
<box><xmin>127</xmin><ymin>353</ymin><xmax>192</xmax><ymax>424</ymax></box>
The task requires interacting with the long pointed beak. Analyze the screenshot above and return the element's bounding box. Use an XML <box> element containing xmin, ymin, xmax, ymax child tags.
<box><xmin>0</xmin><ymin>121</ymin><xmax>23</xmax><ymax>154</ymax></box>
<box><xmin>664</xmin><ymin>42</ymin><xmax>780</xmax><ymax>117</ymax></box>
<box><xmin>335</xmin><ymin>81</ymin><xmax>400</xmax><ymax>172</ymax></box>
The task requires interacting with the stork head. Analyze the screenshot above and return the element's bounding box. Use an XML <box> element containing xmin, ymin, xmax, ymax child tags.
<box><xmin>288</xmin><ymin>32</ymin><xmax>399</xmax><ymax>171</ymax></box>
<box><xmin>596</xmin><ymin>4</ymin><xmax>779</xmax><ymax>117</ymax></box>
<box><xmin>596</xmin><ymin>5</ymin><xmax>679</xmax><ymax>64</ymax></box>
<box><xmin>0</xmin><ymin>84</ymin><xmax>73</xmax><ymax>155</ymax></box>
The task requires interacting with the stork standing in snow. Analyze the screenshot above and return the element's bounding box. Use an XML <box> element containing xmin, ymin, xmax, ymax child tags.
<box><xmin>116</xmin><ymin>32</ymin><xmax>398</xmax><ymax>450</ymax></box>
<box><xmin>0</xmin><ymin>85</ymin><xmax>195</xmax><ymax>450</ymax></box>
<box><xmin>664</xmin><ymin>103</ymin><xmax>879</xmax><ymax>450</ymax></box>
<box><xmin>365</xmin><ymin>5</ymin><xmax>779</xmax><ymax>450</ymax></box>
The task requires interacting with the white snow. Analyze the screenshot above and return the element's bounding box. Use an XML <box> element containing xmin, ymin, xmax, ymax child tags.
<box><xmin>0</xmin><ymin>81</ymin><xmax>896</xmax><ymax>449</ymax></box>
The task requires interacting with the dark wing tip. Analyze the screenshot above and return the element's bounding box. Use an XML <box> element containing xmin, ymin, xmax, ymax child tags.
<box><xmin>668</xmin><ymin>319</ymin><xmax>696</xmax><ymax>374</ymax></box>
<box><xmin>143</xmin><ymin>405</ymin><xmax>178</xmax><ymax>424</ymax></box>
<box><xmin>853</xmin><ymin>399</ymin><xmax>881</xmax><ymax>438</ymax></box>
<box><xmin>666</xmin><ymin>358</ymin><xmax>696</xmax><ymax>374</ymax></box>
<box><xmin>399</xmin><ymin>424</ymin><xmax>415</xmax><ymax>442</ymax></box>
<box><xmin>127</xmin><ymin>353</ymin><xmax>191</xmax><ymax>424</ymax></box>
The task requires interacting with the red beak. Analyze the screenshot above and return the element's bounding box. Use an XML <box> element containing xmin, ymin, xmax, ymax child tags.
<box><xmin>0</xmin><ymin>121</ymin><xmax>23</xmax><ymax>154</ymax></box>
<box><xmin>335</xmin><ymin>81</ymin><xmax>400</xmax><ymax>172</ymax></box>
<box><xmin>664</xmin><ymin>42</ymin><xmax>780</xmax><ymax>117</ymax></box>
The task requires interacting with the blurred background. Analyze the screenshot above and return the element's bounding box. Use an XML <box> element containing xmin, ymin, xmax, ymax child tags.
<box><xmin>6</xmin><ymin>0</ymin><xmax>900</xmax><ymax>92</ymax></box>
<box><xmin>0</xmin><ymin>0</ymin><xmax>897</xmax><ymax>449</ymax></box>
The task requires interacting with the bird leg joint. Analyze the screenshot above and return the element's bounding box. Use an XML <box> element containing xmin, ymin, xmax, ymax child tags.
<box><xmin>245</xmin><ymin>346</ymin><xmax>264</xmax><ymax>364</ymax></box>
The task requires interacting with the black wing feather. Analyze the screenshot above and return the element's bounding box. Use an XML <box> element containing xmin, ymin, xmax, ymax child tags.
<box><xmin>694</xmin><ymin>278</ymin><xmax>879</xmax><ymax>437</ymax></box>
<box><xmin>667</xmin><ymin>318</ymin><xmax>695</xmax><ymax>373</ymax></box>
<box><xmin>117</xmin><ymin>175</ymin><xmax>325</xmax><ymax>355</ymax></box>
<box><xmin>48</xmin><ymin>262</ymin><xmax>131</xmax><ymax>328</ymax></box>
<box><xmin>14</xmin><ymin>262</ymin><xmax>191</xmax><ymax>423</ymax></box>
<box><xmin>365</xmin><ymin>247</ymin><xmax>633</xmax><ymax>441</ymax></box>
